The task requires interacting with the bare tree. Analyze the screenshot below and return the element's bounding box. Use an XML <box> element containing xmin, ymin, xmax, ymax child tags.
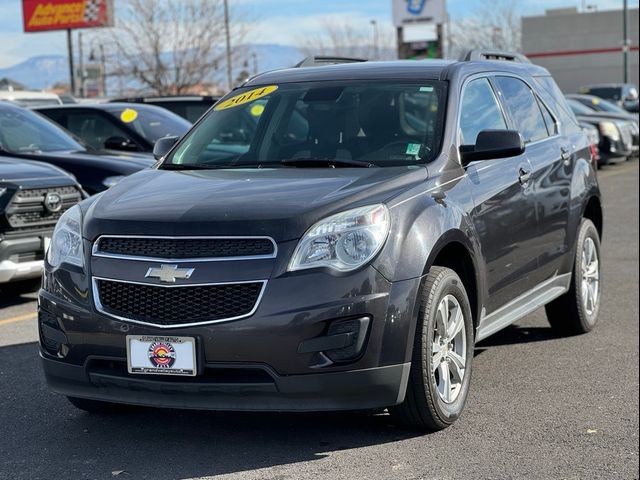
<box><xmin>103</xmin><ymin>0</ymin><xmax>249</xmax><ymax>95</ymax></box>
<box><xmin>298</xmin><ymin>19</ymin><xmax>397</xmax><ymax>60</ymax></box>
<box><xmin>448</xmin><ymin>0</ymin><xmax>522</xmax><ymax>59</ymax></box>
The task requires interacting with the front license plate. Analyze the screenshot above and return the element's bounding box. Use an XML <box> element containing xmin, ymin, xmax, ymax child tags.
<box><xmin>126</xmin><ymin>335</ymin><xmax>197</xmax><ymax>376</ymax></box>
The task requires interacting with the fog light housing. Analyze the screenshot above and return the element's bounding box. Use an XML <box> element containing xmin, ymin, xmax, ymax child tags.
<box><xmin>298</xmin><ymin>316</ymin><xmax>371</xmax><ymax>365</ymax></box>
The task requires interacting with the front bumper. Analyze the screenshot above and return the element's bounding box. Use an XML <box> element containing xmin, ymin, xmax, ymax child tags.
<box><xmin>41</xmin><ymin>353</ymin><xmax>410</xmax><ymax>411</ymax></box>
<box><xmin>38</xmin><ymin>257</ymin><xmax>422</xmax><ymax>411</ymax></box>
<box><xmin>0</xmin><ymin>234</ymin><xmax>47</xmax><ymax>283</ymax></box>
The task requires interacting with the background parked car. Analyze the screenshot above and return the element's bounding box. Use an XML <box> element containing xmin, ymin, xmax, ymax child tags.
<box><xmin>109</xmin><ymin>95</ymin><xmax>219</xmax><ymax>123</ymax></box>
<box><xmin>1</xmin><ymin>155</ymin><xmax>82</xmax><ymax>294</ymax></box>
<box><xmin>566</xmin><ymin>98</ymin><xmax>637</xmax><ymax>165</ymax></box>
<box><xmin>0</xmin><ymin>101</ymin><xmax>155</xmax><ymax>194</ymax></box>
<box><xmin>0</xmin><ymin>90</ymin><xmax>62</xmax><ymax>107</ymax></box>
<box><xmin>567</xmin><ymin>93</ymin><xmax>640</xmax><ymax>126</ymax></box>
<box><xmin>579</xmin><ymin>83</ymin><xmax>639</xmax><ymax>112</ymax></box>
<box><xmin>34</xmin><ymin>103</ymin><xmax>192</xmax><ymax>154</ymax></box>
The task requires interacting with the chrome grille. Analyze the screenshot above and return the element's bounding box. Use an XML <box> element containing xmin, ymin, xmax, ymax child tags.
<box><xmin>93</xmin><ymin>278</ymin><xmax>265</xmax><ymax>328</ymax></box>
<box><xmin>5</xmin><ymin>186</ymin><xmax>82</xmax><ymax>229</ymax></box>
<box><xmin>93</xmin><ymin>236</ymin><xmax>276</xmax><ymax>261</ymax></box>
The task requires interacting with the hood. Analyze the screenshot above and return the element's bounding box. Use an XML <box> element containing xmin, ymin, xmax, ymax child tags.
<box><xmin>84</xmin><ymin>166</ymin><xmax>428</xmax><ymax>241</ymax></box>
<box><xmin>43</xmin><ymin>150</ymin><xmax>156</xmax><ymax>170</ymax></box>
<box><xmin>0</xmin><ymin>155</ymin><xmax>74</xmax><ymax>183</ymax></box>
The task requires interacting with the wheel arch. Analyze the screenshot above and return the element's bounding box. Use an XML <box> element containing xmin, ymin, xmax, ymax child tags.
<box><xmin>583</xmin><ymin>195</ymin><xmax>603</xmax><ymax>239</ymax></box>
<box><xmin>422</xmin><ymin>233</ymin><xmax>481</xmax><ymax>331</ymax></box>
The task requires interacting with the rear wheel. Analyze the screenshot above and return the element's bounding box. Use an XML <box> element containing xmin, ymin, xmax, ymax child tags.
<box><xmin>545</xmin><ymin>218</ymin><xmax>601</xmax><ymax>335</ymax></box>
<box><xmin>389</xmin><ymin>267</ymin><xmax>474</xmax><ymax>430</ymax></box>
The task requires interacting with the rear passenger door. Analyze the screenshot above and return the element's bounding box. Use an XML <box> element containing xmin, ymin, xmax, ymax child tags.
<box><xmin>494</xmin><ymin>76</ymin><xmax>571</xmax><ymax>286</ymax></box>
<box><xmin>460</xmin><ymin>77</ymin><xmax>539</xmax><ymax>314</ymax></box>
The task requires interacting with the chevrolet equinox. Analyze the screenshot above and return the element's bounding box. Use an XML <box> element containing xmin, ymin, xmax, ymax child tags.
<box><xmin>39</xmin><ymin>51</ymin><xmax>603</xmax><ymax>430</ymax></box>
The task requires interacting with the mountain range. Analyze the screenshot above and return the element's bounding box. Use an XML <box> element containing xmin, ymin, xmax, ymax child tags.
<box><xmin>0</xmin><ymin>44</ymin><xmax>306</xmax><ymax>92</ymax></box>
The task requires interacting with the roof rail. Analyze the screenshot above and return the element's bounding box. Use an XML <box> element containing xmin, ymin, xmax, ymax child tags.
<box><xmin>459</xmin><ymin>49</ymin><xmax>531</xmax><ymax>64</ymax></box>
<box><xmin>294</xmin><ymin>56</ymin><xmax>368</xmax><ymax>68</ymax></box>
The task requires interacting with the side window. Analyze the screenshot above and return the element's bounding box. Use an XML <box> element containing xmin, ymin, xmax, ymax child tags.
<box><xmin>459</xmin><ymin>78</ymin><xmax>508</xmax><ymax>145</ymax></box>
<box><xmin>63</xmin><ymin>112</ymin><xmax>135</xmax><ymax>150</ymax></box>
<box><xmin>537</xmin><ymin>98</ymin><xmax>558</xmax><ymax>136</ymax></box>
<box><xmin>495</xmin><ymin>76</ymin><xmax>549</xmax><ymax>144</ymax></box>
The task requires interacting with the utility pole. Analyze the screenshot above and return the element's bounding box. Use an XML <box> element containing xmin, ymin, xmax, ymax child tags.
<box><xmin>623</xmin><ymin>0</ymin><xmax>630</xmax><ymax>83</ymax></box>
<box><xmin>370</xmin><ymin>20</ymin><xmax>379</xmax><ymax>60</ymax></box>
<box><xmin>78</xmin><ymin>31</ymin><xmax>84</xmax><ymax>98</ymax></box>
<box><xmin>66</xmin><ymin>29</ymin><xmax>76</xmax><ymax>95</ymax></box>
<box><xmin>223</xmin><ymin>0</ymin><xmax>232</xmax><ymax>91</ymax></box>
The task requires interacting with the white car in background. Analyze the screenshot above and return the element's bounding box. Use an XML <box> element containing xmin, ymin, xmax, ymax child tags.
<box><xmin>0</xmin><ymin>90</ymin><xmax>63</xmax><ymax>107</ymax></box>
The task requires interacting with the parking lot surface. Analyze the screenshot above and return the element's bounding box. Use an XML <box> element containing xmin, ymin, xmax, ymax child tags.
<box><xmin>0</xmin><ymin>161</ymin><xmax>638</xmax><ymax>480</ymax></box>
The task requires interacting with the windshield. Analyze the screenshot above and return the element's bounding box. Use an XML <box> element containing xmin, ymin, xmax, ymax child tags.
<box><xmin>0</xmin><ymin>104</ymin><xmax>84</xmax><ymax>153</ymax></box>
<box><xmin>567</xmin><ymin>99</ymin><xmax>596</xmax><ymax>116</ymax></box>
<box><xmin>107</xmin><ymin>105</ymin><xmax>191</xmax><ymax>143</ymax></box>
<box><xmin>586</xmin><ymin>97</ymin><xmax>630</xmax><ymax>114</ymax></box>
<box><xmin>584</xmin><ymin>87</ymin><xmax>621</xmax><ymax>102</ymax></box>
<box><xmin>164</xmin><ymin>81</ymin><xmax>446</xmax><ymax>169</ymax></box>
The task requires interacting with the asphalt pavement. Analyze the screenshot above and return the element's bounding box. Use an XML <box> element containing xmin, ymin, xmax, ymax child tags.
<box><xmin>1</xmin><ymin>160</ymin><xmax>638</xmax><ymax>480</ymax></box>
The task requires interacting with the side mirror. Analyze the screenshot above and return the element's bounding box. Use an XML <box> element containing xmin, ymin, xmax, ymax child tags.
<box><xmin>153</xmin><ymin>136</ymin><xmax>179</xmax><ymax>160</ymax></box>
<box><xmin>104</xmin><ymin>136</ymin><xmax>138</xmax><ymax>151</ymax></box>
<box><xmin>460</xmin><ymin>130</ymin><xmax>525</xmax><ymax>165</ymax></box>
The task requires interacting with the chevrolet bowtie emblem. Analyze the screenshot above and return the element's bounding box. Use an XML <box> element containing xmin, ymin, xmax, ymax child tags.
<box><xmin>145</xmin><ymin>264</ymin><xmax>195</xmax><ymax>283</ymax></box>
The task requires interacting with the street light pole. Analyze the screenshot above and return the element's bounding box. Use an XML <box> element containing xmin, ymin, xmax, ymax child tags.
<box><xmin>223</xmin><ymin>0</ymin><xmax>233</xmax><ymax>91</ymax></box>
<box><xmin>623</xmin><ymin>0</ymin><xmax>630</xmax><ymax>83</ymax></box>
<box><xmin>370</xmin><ymin>20</ymin><xmax>379</xmax><ymax>60</ymax></box>
<box><xmin>66</xmin><ymin>29</ymin><xmax>76</xmax><ymax>95</ymax></box>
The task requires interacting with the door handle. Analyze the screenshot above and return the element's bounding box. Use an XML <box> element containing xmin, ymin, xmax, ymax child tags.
<box><xmin>518</xmin><ymin>168</ymin><xmax>531</xmax><ymax>185</ymax></box>
<box><xmin>561</xmin><ymin>147</ymin><xmax>571</xmax><ymax>161</ymax></box>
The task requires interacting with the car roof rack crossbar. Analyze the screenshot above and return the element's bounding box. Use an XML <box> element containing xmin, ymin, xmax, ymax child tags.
<box><xmin>459</xmin><ymin>49</ymin><xmax>531</xmax><ymax>64</ymax></box>
<box><xmin>294</xmin><ymin>56</ymin><xmax>368</xmax><ymax>68</ymax></box>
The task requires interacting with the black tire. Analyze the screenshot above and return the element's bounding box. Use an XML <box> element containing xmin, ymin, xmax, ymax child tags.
<box><xmin>67</xmin><ymin>396</ymin><xmax>129</xmax><ymax>413</ymax></box>
<box><xmin>545</xmin><ymin>218</ymin><xmax>601</xmax><ymax>335</ymax></box>
<box><xmin>0</xmin><ymin>278</ymin><xmax>41</xmax><ymax>297</ymax></box>
<box><xmin>389</xmin><ymin>267</ymin><xmax>474</xmax><ymax>431</ymax></box>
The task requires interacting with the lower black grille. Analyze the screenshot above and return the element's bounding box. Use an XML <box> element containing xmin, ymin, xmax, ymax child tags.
<box><xmin>5</xmin><ymin>186</ymin><xmax>82</xmax><ymax>229</ymax></box>
<box><xmin>96</xmin><ymin>279</ymin><xmax>264</xmax><ymax>325</ymax></box>
<box><xmin>95</xmin><ymin>237</ymin><xmax>275</xmax><ymax>259</ymax></box>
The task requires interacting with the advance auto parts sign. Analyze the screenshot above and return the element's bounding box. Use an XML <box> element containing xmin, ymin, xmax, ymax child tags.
<box><xmin>22</xmin><ymin>0</ymin><xmax>114</xmax><ymax>33</ymax></box>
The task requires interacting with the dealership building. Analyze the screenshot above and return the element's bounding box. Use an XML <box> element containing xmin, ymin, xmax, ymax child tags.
<box><xmin>522</xmin><ymin>7</ymin><xmax>639</xmax><ymax>93</ymax></box>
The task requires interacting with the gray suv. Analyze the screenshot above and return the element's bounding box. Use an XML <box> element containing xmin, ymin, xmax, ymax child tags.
<box><xmin>39</xmin><ymin>51</ymin><xmax>602</xmax><ymax>430</ymax></box>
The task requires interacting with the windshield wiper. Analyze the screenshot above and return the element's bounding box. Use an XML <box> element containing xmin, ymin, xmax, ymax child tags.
<box><xmin>281</xmin><ymin>158</ymin><xmax>377</xmax><ymax>168</ymax></box>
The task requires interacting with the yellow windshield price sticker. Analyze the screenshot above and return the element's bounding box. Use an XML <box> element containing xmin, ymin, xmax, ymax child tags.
<box><xmin>120</xmin><ymin>108</ymin><xmax>138</xmax><ymax>123</ymax></box>
<box><xmin>214</xmin><ymin>86</ymin><xmax>278</xmax><ymax>111</ymax></box>
<box><xmin>250</xmin><ymin>104</ymin><xmax>265</xmax><ymax>117</ymax></box>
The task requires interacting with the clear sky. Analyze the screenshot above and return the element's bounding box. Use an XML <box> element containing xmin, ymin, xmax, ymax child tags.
<box><xmin>0</xmin><ymin>0</ymin><xmax>638</xmax><ymax>68</ymax></box>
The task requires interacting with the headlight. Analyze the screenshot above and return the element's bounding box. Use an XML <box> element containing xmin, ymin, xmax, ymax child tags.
<box><xmin>103</xmin><ymin>175</ymin><xmax>125</xmax><ymax>188</ymax></box>
<box><xmin>47</xmin><ymin>205</ymin><xmax>84</xmax><ymax>268</ymax></box>
<box><xmin>288</xmin><ymin>205</ymin><xmax>390</xmax><ymax>272</ymax></box>
<box><xmin>599</xmin><ymin>121</ymin><xmax>621</xmax><ymax>141</ymax></box>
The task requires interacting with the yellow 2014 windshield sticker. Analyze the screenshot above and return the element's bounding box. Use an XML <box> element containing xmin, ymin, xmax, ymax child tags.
<box><xmin>120</xmin><ymin>108</ymin><xmax>138</xmax><ymax>123</ymax></box>
<box><xmin>214</xmin><ymin>86</ymin><xmax>278</xmax><ymax>111</ymax></box>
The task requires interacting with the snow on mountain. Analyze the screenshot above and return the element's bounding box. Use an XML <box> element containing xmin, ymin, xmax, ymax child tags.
<box><xmin>0</xmin><ymin>44</ymin><xmax>305</xmax><ymax>93</ymax></box>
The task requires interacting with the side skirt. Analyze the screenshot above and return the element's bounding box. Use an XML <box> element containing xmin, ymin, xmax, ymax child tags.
<box><xmin>476</xmin><ymin>273</ymin><xmax>572</xmax><ymax>342</ymax></box>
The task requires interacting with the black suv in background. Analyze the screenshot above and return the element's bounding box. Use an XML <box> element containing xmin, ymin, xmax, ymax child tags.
<box><xmin>40</xmin><ymin>52</ymin><xmax>602</xmax><ymax>430</ymax></box>
<box><xmin>1</xmin><ymin>156</ymin><xmax>82</xmax><ymax>294</ymax></box>
<box><xmin>0</xmin><ymin>102</ymin><xmax>155</xmax><ymax>194</ymax></box>
<box><xmin>109</xmin><ymin>96</ymin><xmax>219</xmax><ymax>123</ymax></box>
<box><xmin>580</xmin><ymin>83</ymin><xmax>639</xmax><ymax>112</ymax></box>
<box><xmin>34</xmin><ymin>103</ymin><xmax>192</xmax><ymax>154</ymax></box>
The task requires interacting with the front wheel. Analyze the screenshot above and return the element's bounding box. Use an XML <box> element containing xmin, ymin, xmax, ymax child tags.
<box><xmin>545</xmin><ymin>218</ymin><xmax>601</xmax><ymax>335</ymax></box>
<box><xmin>389</xmin><ymin>267</ymin><xmax>474</xmax><ymax>430</ymax></box>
